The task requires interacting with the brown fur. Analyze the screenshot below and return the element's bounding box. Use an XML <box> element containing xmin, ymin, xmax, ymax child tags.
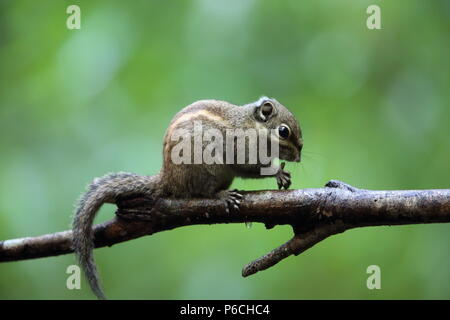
<box><xmin>72</xmin><ymin>97</ymin><xmax>302</xmax><ymax>299</ymax></box>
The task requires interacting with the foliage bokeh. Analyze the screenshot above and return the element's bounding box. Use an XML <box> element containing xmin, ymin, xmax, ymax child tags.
<box><xmin>0</xmin><ymin>0</ymin><xmax>449</xmax><ymax>299</ymax></box>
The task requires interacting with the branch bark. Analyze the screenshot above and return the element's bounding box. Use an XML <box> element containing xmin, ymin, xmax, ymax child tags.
<box><xmin>1</xmin><ymin>180</ymin><xmax>449</xmax><ymax>277</ymax></box>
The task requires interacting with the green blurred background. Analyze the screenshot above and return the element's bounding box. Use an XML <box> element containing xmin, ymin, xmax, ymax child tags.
<box><xmin>0</xmin><ymin>0</ymin><xmax>449</xmax><ymax>299</ymax></box>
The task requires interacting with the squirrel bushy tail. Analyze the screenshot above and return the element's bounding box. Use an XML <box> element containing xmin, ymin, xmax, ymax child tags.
<box><xmin>72</xmin><ymin>172</ymin><xmax>160</xmax><ymax>300</ymax></box>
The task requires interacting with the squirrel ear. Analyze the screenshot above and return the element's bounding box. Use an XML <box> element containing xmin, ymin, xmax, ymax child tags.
<box><xmin>255</xmin><ymin>99</ymin><xmax>274</xmax><ymax>122</ymax></box>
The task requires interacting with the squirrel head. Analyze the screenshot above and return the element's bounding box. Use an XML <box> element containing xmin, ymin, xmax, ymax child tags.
<box><xmin>252</xmin><ymin>96</ymin><xmax>303</xmax><ymax>163</ymax></box>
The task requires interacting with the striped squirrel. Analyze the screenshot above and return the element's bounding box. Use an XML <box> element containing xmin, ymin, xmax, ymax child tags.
<box><xmin>72</xmin><ymin>97</ymin><xmax>303</xmax><ymax>299</ymax></box>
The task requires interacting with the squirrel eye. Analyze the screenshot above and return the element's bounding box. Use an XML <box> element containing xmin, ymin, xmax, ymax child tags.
<box><xmin>278</xmin><ymin>125</ymin><xmax>290</xmax><ymax>139</ymax></box>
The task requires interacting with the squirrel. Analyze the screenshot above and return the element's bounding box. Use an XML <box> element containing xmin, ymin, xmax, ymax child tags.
<box><xmin>72</xmin><ymin>96</ymin><xmax>303</xmax><ymax>299</ymax></box>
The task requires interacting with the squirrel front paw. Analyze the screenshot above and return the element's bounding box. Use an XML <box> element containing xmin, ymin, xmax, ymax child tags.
<box><xmin>276</xmin><ymin>162</ymin><xmax>291</xmax><ymax>190</ymax></box>
<box><xmin>217</xmin><ymin>189</ymin><xmax>243</xmax><ymax>214</ymax></box>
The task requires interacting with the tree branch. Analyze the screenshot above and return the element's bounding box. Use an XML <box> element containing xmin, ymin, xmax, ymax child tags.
<box><xmin>1</xmin><ymin>180</ymin><xmax>449</xmax><ymax>277</ymax></box>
